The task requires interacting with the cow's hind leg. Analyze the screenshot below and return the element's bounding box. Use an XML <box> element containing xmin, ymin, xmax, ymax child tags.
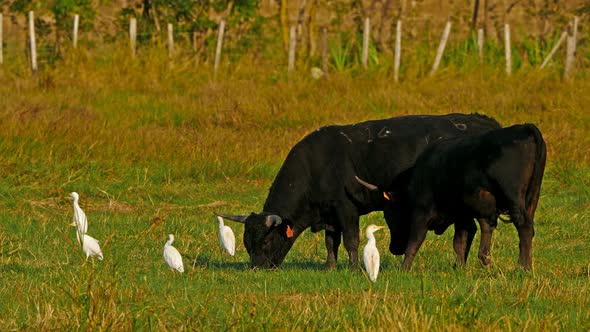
<box><xmin>512</xmin><ymin>207</ymin><xmax>534</xmax><ymax>270</ymax></box>
<box><xmin>477</xmin><ymin>217</ymin><xmax>497</xmax><ymax>266</ymax></box>
<box><xmin>453</xmin><ymin>218</ymin><xmax>477</xmax><ymax>268</ymax></box>
<box><xmin>324</xmin><ymin>229</ymin><xmax>341</xmax><ymax>270</ymax></box>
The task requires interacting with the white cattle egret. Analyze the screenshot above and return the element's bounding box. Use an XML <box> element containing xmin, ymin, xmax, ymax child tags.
<box><xmin>70</xmin><ymin>192</ymin><xmax>88</xmax><ymax>235</ymax></box>
<box><xmin>70</xmin><ymin>222</ymin><xmax>103</xmax><ymax>260</ymax></box>
<box><xmin>363</xmin><ymin>224</ymin><xmax>384</xmax><ymax>282</ymax></box>
<box><xmin>80</xmin><ymin>233</ymin><xmax>104</xmax><ymax>260</ymax></box>
<box><xmin>217</xmin><ymin>216</ymin><xmax>235</xmax><ymax>256</ymax></box>
<box><xmin>163</xmin><ymin>234</ymin><xmax>184</xmax><ymax>272</ymax></box>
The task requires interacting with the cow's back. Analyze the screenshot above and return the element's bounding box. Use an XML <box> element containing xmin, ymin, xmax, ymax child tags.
<box><xmin>263</xmin><ymin>113</ymin><xmax>500</xmax><ymax>220</ymax></box>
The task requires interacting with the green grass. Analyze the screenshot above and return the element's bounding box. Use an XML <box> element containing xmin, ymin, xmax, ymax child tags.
<box><xmin>0</xmin><ymin>46</ymin><xmax>589</xmax><ymax>330</ymax></box>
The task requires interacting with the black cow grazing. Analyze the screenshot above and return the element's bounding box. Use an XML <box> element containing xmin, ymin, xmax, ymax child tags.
<box><xmin>358</xmin><ymin>123</ymin><xmax>546</xmax><ymax>270</ymax></box>
<box><xmin>216</xmin><ymin>113</ymin><xmax>501</xmax><ymax>269</ymax></box>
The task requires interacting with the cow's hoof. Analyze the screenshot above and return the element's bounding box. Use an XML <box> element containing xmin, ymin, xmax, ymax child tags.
<box><xmin>478</xmin><ymin>254</ymin><xmax>491</xmax><ymax>266</ymax></box>
<box><xmin>348</xmin><ymin>262</ymin><xmax>359</xmax><ymax>271</ymax></box>
<box><xmin>324</xmin><ymin>261</ymin><xmax>337</xmax><ymax>270</ymax></box>
<box><xmin>453</xmin><ymin>262</ymin><xmax>467</xmax><ymax>270</ymax></box>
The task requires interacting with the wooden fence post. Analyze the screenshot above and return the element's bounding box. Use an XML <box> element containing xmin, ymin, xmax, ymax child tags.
<box><xmin>288</xmin><ymin>24</ymin><xmax>296</xmax><ymax>72</ymax></box>
<box><xmin>29</xmin><ymin>11</ymin><xmax>37</xmax><ymax>72</ymax></box>
<box><xmin>477</xmin><ymin>28</ymin><xmax>484</xmax><ymax>63</ymax></box>
<box><xmin>431</xmin><ymin>21</ymin><xmax>451</xmax><ymax>75</ymax></box>
<box><xmin>504</xmin><ymin>23</ymin><xmax>511</xmax><ymax>75</ymax></box>
<box><xmin>362</xmin><ymin>17</ymin><xmax>370</xmax><ymax>68</ymax></box>
<box><xmin>167</xmin><ymin>23</ymin><xmax>174</xmax><ymax>58</ymax></box>
<box><xmin>129</xmin><ymin>17</ymin><xmax>137</xmax><ymax>57</ymax></box>
<box><xmin>394</xmin><ymin>19</ymin><xmax>402</xmax><ymax>82</ymax></box>
<box><xmin>0</xmin><ymin>13</ymin><xmax>3</xmax><ymax>65</ymax></box>
<box><xmin>564</xmin><ymin>16</ymin><xmax>578</xmax><ymax>80</ymax></box>
<box><xmin>214</xmin><ymin>19</ymin><xmax>226</xmax><ymax>79</ymax></box>
<box><xmin>73</xmin><ymin>14</ymin><xmax>79</xmax><ymax>48</ymax></box>
<box><xmin>540</xmin><ymin>31</ymin><xmax>566</xmax><ymax>69</ymax></box>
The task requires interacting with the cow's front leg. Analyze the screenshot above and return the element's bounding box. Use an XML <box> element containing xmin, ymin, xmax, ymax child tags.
<box><xmin>453</xmin><ymin>218</ymin><xmax>477</xmax><ymax>268</ymax></box>
<box><xmin>324</xmin><ymin>229</ymin><xmax>341</xmax><ymax>270</ymax></box>
<box><xmin>477</xmin><ymin>218</ymin><xmax>496</xmax><ymax>266</ymax></box>
<box><xmin>337</xmin><ymin>209</ymin><xmax>360</xmax><ymax>269</ymax></box>
<box><xmin>401</xmin><ymin>210</ymin><xmax>430</xmax><ymax>271</ymax></box>
<box><xmin>342</xmin><ymin>226</ymin><xmax>360</xmax><ymax>269</ymax></box>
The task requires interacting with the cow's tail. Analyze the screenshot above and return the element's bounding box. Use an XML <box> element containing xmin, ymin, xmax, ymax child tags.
<box><xmin>525</xmin><ymin>124</ymin><xmax>547</xmax><ymax>221</ymax></box>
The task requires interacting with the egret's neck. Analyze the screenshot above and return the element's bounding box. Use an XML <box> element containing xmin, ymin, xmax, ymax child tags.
<box><xmin>165</xmin><ymin>239</ymin><xmax>173</xmax><ymax>247</ymax></box>
<box><xmin>366</xmin><ymin>234</ymin><xmax>376</xmax><ymax>246</ymax></box>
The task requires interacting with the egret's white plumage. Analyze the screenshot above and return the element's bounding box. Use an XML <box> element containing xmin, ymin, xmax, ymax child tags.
<box><xmin>70</xmin><ymin>223</ymin><xmax>103</xmax><ymax>260</ymax></box>
<box><xmin>163</xmin><ymin>234</ymin><xmax>184</xmax><ymax>272</ymax></box>
<box><xmin>363</xmin><ymin>224</ymin><xmax>384</xmax><ymax>282</ymax></box>
<box><xmin>70</xmin><ymin>192</ymin><xmax>88</xmax><ymax>235</ymax></box>
<box><xmin>69</xmin><ymin>192</ymin><xmax>102</xmax><ymax>260</ymax></box>
<box><xmin>217</xmin><ymin>216</ymin><xmax>235</xmax><ymax>256</ymax></box>
<box><xmin>80</xmin><ymin>233</ymin><xmax>103</xmax><ymax>260</ymax></box>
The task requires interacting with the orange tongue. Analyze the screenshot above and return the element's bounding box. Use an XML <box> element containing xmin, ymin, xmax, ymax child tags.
<box><xmin>286</xmin><ymin>225</ymin><xmax>294</xmax><ymax>238</ymax></box>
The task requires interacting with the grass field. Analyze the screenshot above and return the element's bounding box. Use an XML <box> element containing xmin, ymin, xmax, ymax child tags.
<box><xmin>0</xmin><ymin>47</ymin><xmax>589</xmax><ymax>330</ymax></box>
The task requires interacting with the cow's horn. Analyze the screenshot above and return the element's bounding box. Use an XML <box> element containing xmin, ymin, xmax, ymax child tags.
<box><xmin>265</xmin><ymin>215</ymin><xmax>282</xmax><ymax>228</ymax></box>
<box><xmin>355</xmin><ymin>176</ymin><xmax>379</xmax><ymax>191</ymax></box>
<box><xmin>214</xmin><ymin>212</ymin><xmax>248</xmax><ymax>224</ymax></box>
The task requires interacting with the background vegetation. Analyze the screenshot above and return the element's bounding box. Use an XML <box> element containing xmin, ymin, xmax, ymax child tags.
<box><xmin>0</xmin><ymin>38</ymin><xmax>589</xmax><ymax>329</ymax></box>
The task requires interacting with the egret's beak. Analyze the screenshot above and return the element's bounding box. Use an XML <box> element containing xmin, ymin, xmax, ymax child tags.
<box><xmin>70</xmin><ymin>221</ymin><xmax>77</xmax><ymax>227</ymax></box>
<box><xmin>376</xmin><ymin>226</ymin><xmax>385</xmax><ymax>231</ymax></box>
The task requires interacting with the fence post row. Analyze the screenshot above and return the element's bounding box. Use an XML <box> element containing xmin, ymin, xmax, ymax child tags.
<box><xmin>394</xmin><ymin>19</ymin><xmax>402</xmax><ymax>82</ymax></box>
<box><xmin>431</xmin><ymin>21</ymin><xmax>451</xmax><ymax>75</ymax></box>
<box><xmin>129</xmin><ymin>17</ymin><xmax>137</xmax><ymax>57</ymax></box>
<box><xmin>2</xmin><ymin>10</ymin><xmax>584</xmax><ymax>79</ymax></box>
<box><xmin>29</xmin><ymin>11</ymin><xmax>37</xmax><ymax>72</ymax></box>
<box><xmin>214</xmin><ymin>19</ymin><xmax>226</xmax><ymax>79</ymax></box>
<box><xmin>504</xmin><ymin>23</ymin><xmax>511</xmax><ymax>75</ymax></box>
<box><xmin>564</xmin><ymin>16</ymin><xmax>579</xmax><ymax>79</ymax></box>
<box><xmin>168</xmin><ymin>23</ymin><xmax>174</xmax><ymax>58</ymax></box>
<box><xmin>73</xmin><ymin>14</ymin><xmax>79</xmax><ymax>48</ymax></box>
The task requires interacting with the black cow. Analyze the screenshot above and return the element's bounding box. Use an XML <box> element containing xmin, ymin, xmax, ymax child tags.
<box><xmin>358</xmin><ymin>124</ymin><xmax>546</xmax><ymax>270</ymax></box>
<box><xmin>216</xmin><ymin>113</ymin><xmax>501</xmax><ymax>269</ymax></box>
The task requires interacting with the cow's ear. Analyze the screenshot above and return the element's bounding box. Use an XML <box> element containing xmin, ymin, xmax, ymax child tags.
<box><xmin>265</xmin><ymin>215</ymin><xmax>282</xmax><ymax>228</ymax></box>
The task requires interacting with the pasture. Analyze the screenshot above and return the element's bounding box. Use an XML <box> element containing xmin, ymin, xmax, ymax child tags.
<box><xmin>0</xmin><ymin>48</ymin><xmax>589</xmax><ymax>330</ymax></box>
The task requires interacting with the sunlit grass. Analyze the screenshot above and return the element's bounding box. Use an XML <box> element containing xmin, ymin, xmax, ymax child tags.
<box><xmin>0</xmin><ymin>44</ymin><xmax>589</xmax><ymax>330</ymax></box>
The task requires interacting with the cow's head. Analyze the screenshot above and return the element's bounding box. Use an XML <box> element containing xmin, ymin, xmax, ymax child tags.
<box><xmin>214</xmin><ymin>212</ymin><xmax>296</xmax><ymax>268</ymax></box>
